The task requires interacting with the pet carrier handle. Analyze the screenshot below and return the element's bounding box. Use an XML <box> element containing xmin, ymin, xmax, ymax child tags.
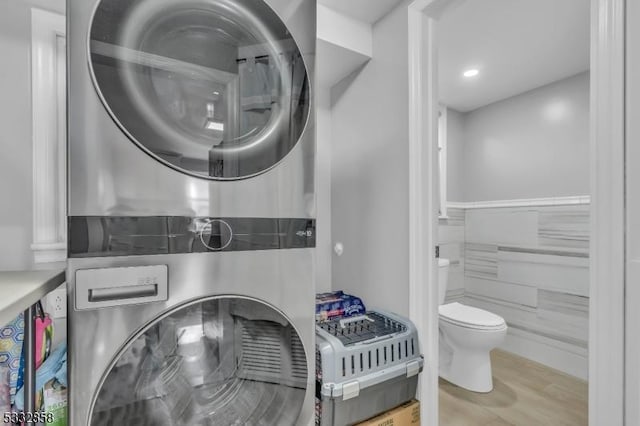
<box><xmin>339</xmin><ymin>315</ymin><xmax>374</xmax><ymax>328</ymax></box>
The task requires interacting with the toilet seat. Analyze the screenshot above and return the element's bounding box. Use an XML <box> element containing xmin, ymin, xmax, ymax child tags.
<box><xmin>439</xmin><ymin>302</ymin><xmax>506</xmax><ymax>331</ymax></box>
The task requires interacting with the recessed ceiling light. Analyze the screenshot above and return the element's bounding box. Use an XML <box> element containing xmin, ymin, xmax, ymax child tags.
<box><xmin>463</xmin><ymin>69</ymin><xmax>479</xmax><ymax>78</ymax></box>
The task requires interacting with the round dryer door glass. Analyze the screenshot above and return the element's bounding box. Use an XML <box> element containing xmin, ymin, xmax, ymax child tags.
<box><xmin>88</xmin><ymin>0</ymin><xmax>310</xmax><ymax>180</ymax></box>
<box><xmin>90</xmin><ymin>297</ymin><xmax>308</xmax><ymax>425</ymax></box>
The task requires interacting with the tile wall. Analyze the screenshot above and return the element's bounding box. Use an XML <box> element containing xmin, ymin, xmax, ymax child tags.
<box><xmin>438</xmin><ymin>208</ymin><xmax>465</xmax><ymax>303</ymax></box>
<box><xmin>438</xmin><ymin>202</ymin><xmax>589</xmax><ymax>379</ymax></box>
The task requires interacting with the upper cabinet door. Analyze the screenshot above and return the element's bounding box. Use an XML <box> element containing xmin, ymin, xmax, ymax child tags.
<box><xmin>88</xmin><ymin>0</ymin><xmax>310</xmax><ymax>180</ymax></box>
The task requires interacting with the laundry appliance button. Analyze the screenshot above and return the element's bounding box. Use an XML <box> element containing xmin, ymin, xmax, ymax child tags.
<box><xmin>199</xmin><ymin>219</ymin><xmax>233</xmax><ymax>251</ymax></box>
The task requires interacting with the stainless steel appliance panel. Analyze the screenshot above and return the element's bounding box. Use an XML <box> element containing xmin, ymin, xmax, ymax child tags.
<box><xmin>68</xmin><ymin>0</ymin><xmax>316</xmax><ymax>218</ymax></box>
<box><xmin>68</xmin><ymin>249</ymin><xmax>315</xmax><ymax>425</ymax></box>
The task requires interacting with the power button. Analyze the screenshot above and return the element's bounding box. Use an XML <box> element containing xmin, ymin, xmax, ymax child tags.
<box><xmin>199</xmin><ymin>219</ymin><xmax>233</xmax><ymax>251</ymax></box>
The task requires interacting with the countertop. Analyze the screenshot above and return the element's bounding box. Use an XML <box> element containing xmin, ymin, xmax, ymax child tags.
<box><xmin>0</xmin><ymin>269</ymin><xmax>66</xmax><ymax>327</ymax></box>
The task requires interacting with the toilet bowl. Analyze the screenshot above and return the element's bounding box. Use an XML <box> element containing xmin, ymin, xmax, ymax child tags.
<box><xmin>437</xmin><ymin>259</ymin><xmax>507</xmax><ymax>392</ymax></box>
<box><xmin>439</xmin><ymin>302</ymin><xmax>507</xmax><ymax>392</ymax></box>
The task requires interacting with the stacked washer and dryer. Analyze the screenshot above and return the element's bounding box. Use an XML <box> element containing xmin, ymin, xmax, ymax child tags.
<box><xmin>67</xmin><ymin>0</ymin><xmax>316</xmax><ymax>424</ymax></box>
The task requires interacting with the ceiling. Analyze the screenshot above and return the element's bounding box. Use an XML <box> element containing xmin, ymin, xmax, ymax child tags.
<box><xmin>438</xmin><ymin>0</ymin><xmax>590</xmax><ymax>112</ymax></box>
<box><xmin>317</xmin><ymin>0</ymin><xmax>404</xmax><ymax>24</ymax></box>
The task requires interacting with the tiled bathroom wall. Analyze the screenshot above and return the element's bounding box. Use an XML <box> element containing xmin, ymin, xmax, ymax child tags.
<box><xmin>439</xmin><ymin>202</ymin><xmax>589</xmax><ymax>379</ymax></box>
<box><xmin>437</xmin><ymin>73</ymin><xmax>591</xmax><ymax>379</ymax></box>
<box><xmin>438</xmin><ymin>208</ymin><xmax>465</xmax><ymax>303</ymax></box>
<box><xmin>465</xmin><ymin>203</ymin><xmax>589</xmax><ymax>379</ymax></box>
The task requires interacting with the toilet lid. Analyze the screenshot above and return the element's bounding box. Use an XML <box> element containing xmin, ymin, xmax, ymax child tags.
<box><xmin>439</xmin><ymin>302</ymin><xmax>506</xmax><ymax>330</ymax></box>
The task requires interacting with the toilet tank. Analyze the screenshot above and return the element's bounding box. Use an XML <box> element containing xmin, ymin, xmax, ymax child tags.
<box><xmin>438</xmin><ymin>258</ymin><xmax>450</xmax><ymax>305</ymax></box>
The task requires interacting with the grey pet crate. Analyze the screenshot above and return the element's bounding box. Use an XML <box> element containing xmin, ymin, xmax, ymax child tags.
<box><xmin>315</xmin><ymin>310</ymin><xmax>423</xmax><ymax>426</ymax></box>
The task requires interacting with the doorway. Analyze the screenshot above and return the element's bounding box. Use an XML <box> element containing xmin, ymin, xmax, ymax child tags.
<box><xmin>407</xmin><ymin>0</ymin><xmax>626</xmax><ymax>425</ymax></box>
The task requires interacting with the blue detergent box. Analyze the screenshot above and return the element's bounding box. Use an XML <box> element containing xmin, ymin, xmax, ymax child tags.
<box><xmin>315</xmin><ymin>291</ymin><xmax>366</xmax><ymax>322</ymax></box>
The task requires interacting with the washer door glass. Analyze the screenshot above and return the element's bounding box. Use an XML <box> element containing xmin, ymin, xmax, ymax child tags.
<box><xmin>89</xmin><ymin>0</ymin><xmax>310</xmax><ymax>180</ymax></box>
<box><xmin>90</xmin><ymin>297</ymin><xmax>308</xmax><ymax>425</ymax></box>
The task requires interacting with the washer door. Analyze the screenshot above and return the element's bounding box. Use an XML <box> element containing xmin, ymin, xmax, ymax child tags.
<box><xmin>89</xmin><ymin>0</ymin><xmax>310</xmax><ymax>180</ymax></box>
<box><xmin>89</xmin><ymin>297</ymin><xmax>308</xmax><ymax>425</ymax></box>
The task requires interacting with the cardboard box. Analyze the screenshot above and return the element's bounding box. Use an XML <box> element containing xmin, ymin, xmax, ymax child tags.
<box><xmin>356</xmin><ymin>399</ymin><xmax>420</xmax><ymax>426</ymax></box>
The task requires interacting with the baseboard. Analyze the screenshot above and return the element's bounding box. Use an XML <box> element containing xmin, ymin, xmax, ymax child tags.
<box><xmin>500</xmin><ymin>326</ymin><xmax>588</xmax><ymax>380</ymax></box>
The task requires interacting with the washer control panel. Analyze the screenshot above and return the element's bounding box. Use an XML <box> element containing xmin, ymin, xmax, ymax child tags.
<box><xmin>199</xmin><ymin>219</ymin><xmax>233</xmax><ymax>251</ymax></box>
<box><xmin>68</xmin><ymin>217</ymin><xmax>316</xmax><ymax>257</ymax></box>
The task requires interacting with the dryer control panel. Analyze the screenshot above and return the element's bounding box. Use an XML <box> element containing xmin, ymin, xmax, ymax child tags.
<box><xmin>199</xmin><ymin>219</ymin><xmax>233</xmax><ymax>251</ymax></box>
<box><xmin>68</xmin><ymin>217</ymin><xmax>316</xmax><ymax>257</ymax></box>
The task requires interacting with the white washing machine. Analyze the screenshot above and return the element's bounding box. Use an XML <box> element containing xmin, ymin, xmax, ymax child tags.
<box><xmin>66</xmin><ymin>0</ymin><xmax>316</xmax><ymax>424</ymax></box>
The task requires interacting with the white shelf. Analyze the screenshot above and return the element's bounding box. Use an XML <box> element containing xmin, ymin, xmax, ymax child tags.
<box><xmin>0</xmin><ymin>269</ymin><xmax>65</xmax><ymax>327</ymax></box>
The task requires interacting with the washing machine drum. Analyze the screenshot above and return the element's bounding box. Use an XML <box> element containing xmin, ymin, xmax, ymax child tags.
<box><xmin>90</xmin><ymin>297</ymin><xmax>308</xmax><ymax>425</ymax></box>
<box><xmin>89</xmin><ymin>0</ymin><xmax>310</xmax><ymax>180</ymax></box>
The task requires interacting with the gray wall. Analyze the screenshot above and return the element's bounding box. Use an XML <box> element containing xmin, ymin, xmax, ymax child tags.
<box><xmin>0</xmin><ymin>0</ymin><xmax>65</xmax><ymax>271</ymax></box>
<box><xmin>445</xmin><ymin>108</ymin><xmax>465</xmax><ymax>202</ymax></box>
<box><xmin>330</xmin><ymin>3</ymin><xmax>410</xmax><ymax>315</ymax></box>
<box><xmin>439</xmin><ymin>73</ymin><xmax>591</xmax><ymax>378</ymax></box>
<box><xmin>458</xmin><ymin>72</ymin><xmax>589</xmax><ymax>202</ymax></box>
<box><xmin>438</xmin><ymin>209</ymin><xmax>465</xmax><ymax>301</ymax></box>
<box><xmin>462</xmin><ymin>204</ymin><xmax>589</xmax><ymax>379</ymax></box>
<box><xmin>316</xmin><ymin>86</ymin><xmax>332</xmax><ymax>293</ymax></box>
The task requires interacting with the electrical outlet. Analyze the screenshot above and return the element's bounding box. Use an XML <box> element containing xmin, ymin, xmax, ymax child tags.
<box><xmin>47</xmin><ymin>287</ymin><xmax>67</xmax><ymax>319</ymax></box>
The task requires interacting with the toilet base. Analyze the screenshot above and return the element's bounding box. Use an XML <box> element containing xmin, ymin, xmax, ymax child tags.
<box><xmin>439</xmin><ymin>348</ymin><xmax>494</xmax><ymax>393</ymax></box>
<box><xmin>438</xmin><ymin>304</ymin><xmax>507</xmax><ymax>393</ymax></box>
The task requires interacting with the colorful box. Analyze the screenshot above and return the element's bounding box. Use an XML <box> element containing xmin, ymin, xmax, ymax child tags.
<box><xmin>315</xmin><ymin>291</ymin><xmax>366</xmax><ymax>322</ymax></box>
<box><xmin>356</xmin><ymin>400</ymin><xmax>420</xmax><ymax>426</ymax></box>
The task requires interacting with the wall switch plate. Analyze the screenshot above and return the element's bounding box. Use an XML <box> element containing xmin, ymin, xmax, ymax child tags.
<box><xmin>47</xmin><ymin>286</ymin><xmax>67</xmax><ymax>319</ymax></box>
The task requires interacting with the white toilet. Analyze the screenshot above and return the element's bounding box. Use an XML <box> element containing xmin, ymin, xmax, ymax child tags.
<box><xmin>438</xmin><ymin>258</ymin><xmax>507</xmax><ymax>392</ymax></box>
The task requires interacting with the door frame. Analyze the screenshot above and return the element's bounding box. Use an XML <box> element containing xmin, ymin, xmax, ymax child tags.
<box><xmin>407</xmin><ymin>1</ymin><xmax>626</xmax><ymax>425</ymax></box>
<box><xmin>626</xmin><ymin>1</ymin><xmax>640</xmax><ymax>424</ymax></box>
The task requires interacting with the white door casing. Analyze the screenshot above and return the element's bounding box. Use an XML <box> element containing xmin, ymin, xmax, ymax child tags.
<box><xmin>589</xmin><ymin>0</ymin><xmax>625</xmax><ymax>424</ymax></box>
<box><xmin>625</xmin><ymin>0</ymin><xmax>640</xmax><ymax>424</ymax></box>
<box><xmin>408</xmin><ymin>2</ymin><xmax>439</xmax><ymax>425</ymax></box>
<box><xmin>407</xmin><ymin>0</ymin><xmax>627</xmax><ymax>425</ymax></box>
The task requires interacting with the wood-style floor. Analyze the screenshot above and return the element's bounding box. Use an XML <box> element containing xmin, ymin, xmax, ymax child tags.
<box><xmin>439</xmin><ymin>349</ymin><xmax>588</xmax><ymax>426</ymax></box>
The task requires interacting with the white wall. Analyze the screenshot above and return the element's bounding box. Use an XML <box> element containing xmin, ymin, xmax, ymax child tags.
<box><xmin>330</xmin><ymin>3</ymin><xmax>410</xmax><ymax>315</ymax></box>
<box><xmin>316</xmin><ymin>4</ymin><xmax>375</xmax><ymax>295</ymax></box>
<box><xmin>440</xmin><ymin>73</ymin><xmax>591</xmax><ymax>379</ymax></box>
<box><xmin>0</xmin><ymin>0</ymin><xmax>65</xmax><ymax>271</ymax></box>
<box><xmin>445</xmin><ymin>108</ymin><xmax>465</xmax><ymax>202</ymax></box>
<box><xmin>0</xmin><ymin>1</ymin><xmax>67</xmax><ymax>342</ymax></box>
<box><xmin>316</xmin><ymin>86</ymin><xmax>333</xmax><ymax>293</ymax></box>
<box><xmin>317</xmin><ymin>5</ymin><xmax>372</xmax><ymax>57</ymax></box>
<box><xmin>460</xmin><ymin>72</ymin><xmax>590</xmax><ymax>202</ymax></box>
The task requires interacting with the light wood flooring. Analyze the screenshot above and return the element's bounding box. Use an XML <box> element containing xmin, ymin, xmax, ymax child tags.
<box><xmin>439</xmin><ymin>349</ymin><xmax>588</xmax><ymax>426</ymax></box>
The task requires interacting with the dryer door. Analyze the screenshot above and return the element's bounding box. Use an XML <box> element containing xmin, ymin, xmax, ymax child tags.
<box><xmin>88</xmin><ymin>0</ymin><xmax>310</xmax><ymax>180</ymax></box>
<box><xmin>89</xmin><ymin>297</ymin><xmax>308</xmax><ymax>425</ymax></box>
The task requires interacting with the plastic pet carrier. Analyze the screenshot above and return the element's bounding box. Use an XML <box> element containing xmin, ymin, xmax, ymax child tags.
<box><xmin>315</xmin><ymin>310</ymin><xmax>423</xmax><ymax>426</ymax></box>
